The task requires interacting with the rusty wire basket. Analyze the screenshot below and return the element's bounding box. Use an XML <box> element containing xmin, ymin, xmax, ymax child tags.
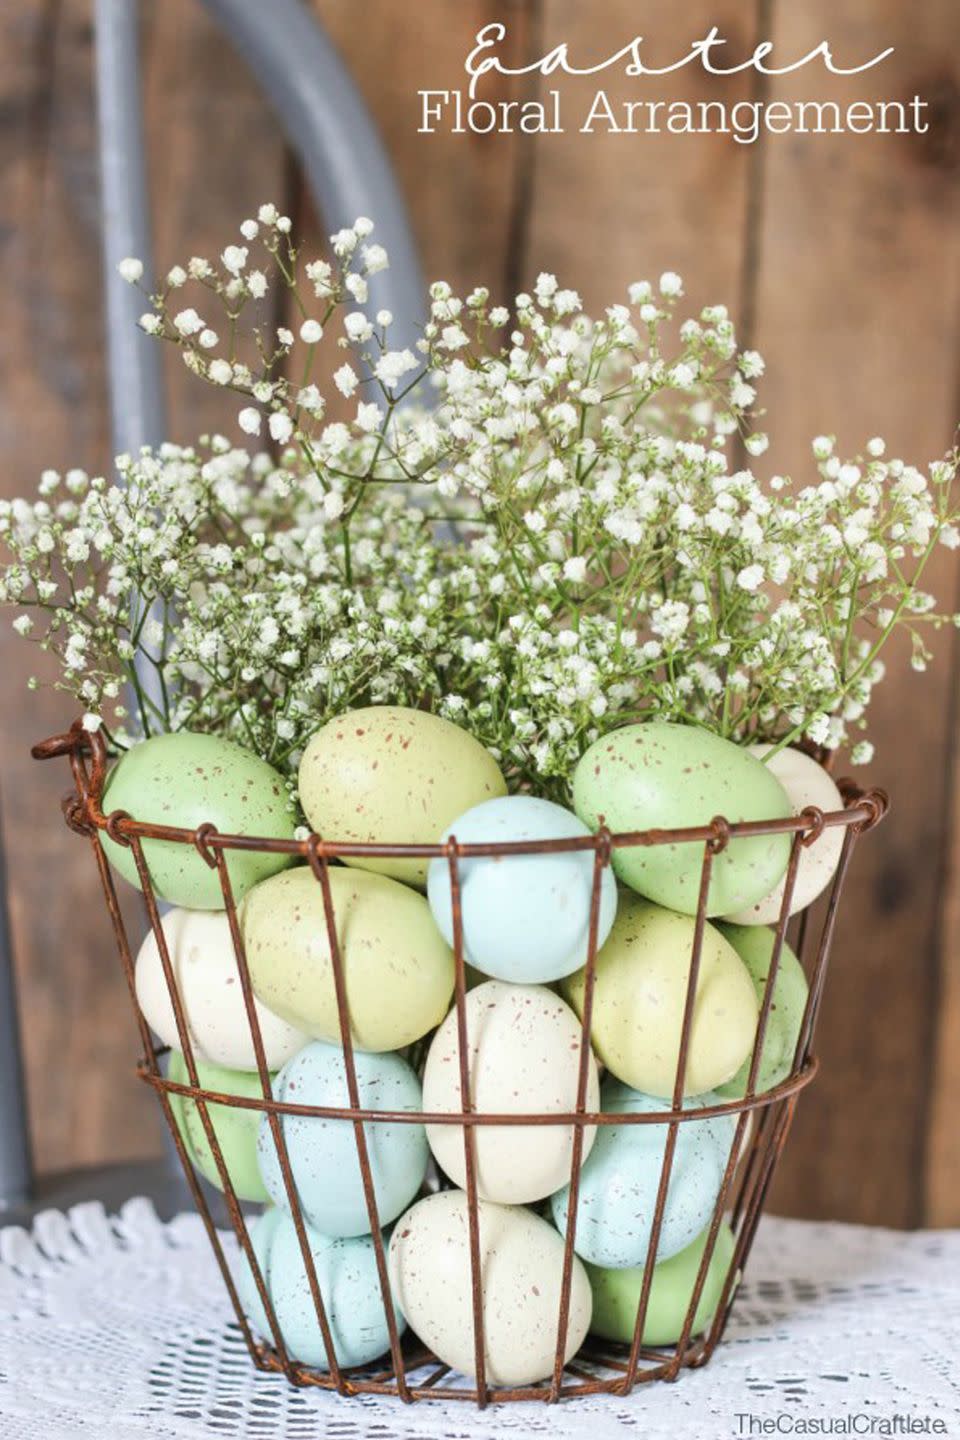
<box><xmin>34</xmin><ymin>718</ymin><xmax>888</xmax><ymax>1407</ymax></box>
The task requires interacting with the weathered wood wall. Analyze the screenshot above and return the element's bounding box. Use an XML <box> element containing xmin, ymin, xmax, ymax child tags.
<box><xmin>1</xmin><ymin>0</ymin><xmax>958</xmax><ymax>1225</ymax></box>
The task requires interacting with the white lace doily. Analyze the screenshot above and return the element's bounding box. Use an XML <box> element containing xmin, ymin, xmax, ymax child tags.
<box><xmin>0</xmin><ymin>1199</ymin><xmax>958</xmax><ymax>1440</ymax></box>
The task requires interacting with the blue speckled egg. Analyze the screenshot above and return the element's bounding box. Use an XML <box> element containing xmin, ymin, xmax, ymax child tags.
<box><xmin>426</xmin><ymin>795</ymin><xmax>618</xmax><ymax>984</ymax></box>
<box><xmin>550</xmin><ymin>1077</ymin><xmax>735</xmax><ymax>1269</ymax></box>
<box><xmin>237</xmin><ymin>1207</ymin><xmax>404</xmax><ymax>1369</ymax></box>
<box><xmin>257</xmin><ymin>1041</ymin><xmax>428</xmax><ymax>1238</ymax></box>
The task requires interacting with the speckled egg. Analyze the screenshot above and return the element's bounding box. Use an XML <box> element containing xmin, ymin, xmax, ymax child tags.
<box><xmin>551</xmin><ymin>1078</ymin><xmax>735</xmax><ymax>1268</ymax></box>
<box><xmin>257</xmin><ymin>1041</ymin><xmax>428</xmax><ymax>1237</ymax></box>
<box><xmin>572</xmin><ymin>722</ymin><xmax>792</xmax><ymax>916</ymax></box>
<box><xmin>562</xmin><ymin>894</ymin><xmax>758</xmax><ymax>1097</ymax></box>
<box><xmin>587</xmin><ymin>1222</ymin><xmax>737</xmax><ymax>1347</ymax></box>
<box><xmin>237</xmin><ymin>1207</ymin><xmax>404</xmax><ymax>1370</ymax></box>
<box><xmin>715</xmin><ymin>925</ymin><xmax>809</xmax><ymax>1097</ymax></box>
<box><xmin>167</xmin><ymin>1051</ymin><xmax>271</xmax><ymax>1203</ymax></box>
<box><xmin>422</xmin><ymin>981</ymin><xmax>599</xmax><ymax>1204</ymax></box>
<box><xmin>241</xmin><ymin>866</ymin><xmax>454</xmax><ymax>1052</ymax></box>
<box><xmin>426</xmin><ymin>796</ymin><xmax>618</xmax><ymax>984</ymax></box>
<box><xmin>297</xmin><ymin>705</ymin><xmax>507</xmax><ymax>887</ymax></box>
<box><xmin>101</xmin><ymin>732</ymin><xmax>296</xmax><ymax>909</ymax></box>
<box><xmin>135</xmin><ymin>908</ymin><xmax>309</xmax><ymax>1070</ymax></box>
<box><xmin>388</xmin><ymin>1190</ymin><xmax>592</xmax><ymax>1386</ymax></box>
<box><xmin>724</xmin><ymin>746</ymin><xmax>846</xmax><ymax>924</ymax></box>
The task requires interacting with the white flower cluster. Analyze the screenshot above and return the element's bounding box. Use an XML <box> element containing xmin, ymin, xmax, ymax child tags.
<box><xmin>3</xmin><ymin>211</ymin><xmax>958</xmax><ymax>793</ymax></box>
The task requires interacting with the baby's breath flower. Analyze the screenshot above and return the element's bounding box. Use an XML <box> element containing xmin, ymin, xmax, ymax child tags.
<box><xmin>221</xmin><ymin>245</ymin><xmax>248</xmax><ymax>275</ymax></box>
<box><xmin>208</xmin><ymin>359</ymin><xmax>233</xmax><ymax>386</ymax></box>
<box><xmin>174</xmin><ymin>308</ymin><xmax>204</xmax><ymax>337</ymax></box>
<box><xmin>334</xmin><ymin>364</ymin><xmax>358</xmax><ymax>398</ymax></box>
<box><xmin>375</xmin><ymin>350</ymin><xmax>417</xmax><ymax>387</ymax></box>
<box><xmin>7</xmin><ymin>207</ymin><xmax>956</xmax><ymax>782</ymax></box>
<box><xmin>269</xmin><ymin>412</ymin><xmax>294</xmax><ymax>445</ymax></box>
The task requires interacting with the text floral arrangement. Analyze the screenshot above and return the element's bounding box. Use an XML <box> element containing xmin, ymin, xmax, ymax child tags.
<box><xmin>4</xmin><ymin>207</ymin><xmax>958</xmax><ymax>1392</ymax></box>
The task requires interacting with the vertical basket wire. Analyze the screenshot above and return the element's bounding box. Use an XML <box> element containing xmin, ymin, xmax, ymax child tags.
<box><xmin>33</xmin><ymin>719</ymin><xmax>888</xmax><ymax>1406</ymax></box>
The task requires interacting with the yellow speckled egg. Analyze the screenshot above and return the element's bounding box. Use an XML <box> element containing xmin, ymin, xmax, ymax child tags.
<box><xmin>562</xmin><ymin>894</ymin><xmax>758</xmax><ymax>1097</ymax></box>
<box><xmin>297</xmin><ymin>706</ymin><xmax>506</xmax><ymax>887</ymax></box>
<box><xmin>241</xmin><ymin>865</ymin><xmax>454</xmax><ymax>1052</ymax></box>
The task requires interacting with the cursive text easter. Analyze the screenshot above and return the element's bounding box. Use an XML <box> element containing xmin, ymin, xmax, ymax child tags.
<box><xmin>417</xmin><ymin>23</ymin><xmax>929</xmax><ymax>144</ymax></box>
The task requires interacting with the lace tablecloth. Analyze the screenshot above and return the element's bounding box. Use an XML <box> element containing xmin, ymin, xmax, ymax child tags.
<box><xmin>0</xmin><ymin>1200</ymin><xmax>957</xmax><ymax>1440</ymax></box>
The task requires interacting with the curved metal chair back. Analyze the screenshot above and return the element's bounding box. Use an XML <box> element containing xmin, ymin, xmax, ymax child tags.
<box><xmin>0</xmin><ymin>0</ymin><xmax>424</xmax><ymax>1210</ymax></box>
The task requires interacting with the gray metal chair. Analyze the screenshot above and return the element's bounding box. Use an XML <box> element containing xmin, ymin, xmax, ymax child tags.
<box><xmin>0</xmin><ymin>0</ymin><xmax>424</xmax><ymax>1221</ymax></box>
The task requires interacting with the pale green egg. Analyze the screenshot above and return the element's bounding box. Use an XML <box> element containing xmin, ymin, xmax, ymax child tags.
<box><xmin>298</xmin><ymin>705</ymin><xmax>506</xmax><ymax>887</ymax></box>
<box><xmin>586</xmin><ymin>1221</ymin><xmax>738</xmax><ymax>1347</ymax></box>
<box><xmin>241</xmin><ymin>865</ymin><xmax>455</xmax><ymax>1052</ymax></box>
<box><xmin>167</xmin><ymin>1051</ymin><xmax>273</xmax><ymax>1203</ymax></box>
<box><xmin>102</xmin><ymin>732</ymin><xmax>296</xmax><ymax>909</ymax></box>
<box><xmin>562</xmin><ymin>893</ymin><xmax>758</xmax><ymax>1097</ymax></box>
<box><xmin>572</xmin><ymin>722</ymin><xmax>792</xmax><ymax>916</ymax></box>
<box><xmin>715</xmin><ymin>924</ymin><xmax>809</xmax><ymax>1097</ymax></box>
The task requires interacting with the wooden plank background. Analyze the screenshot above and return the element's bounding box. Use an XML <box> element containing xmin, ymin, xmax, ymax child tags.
<box><xmin>2</xmin><ymin>0</ymin><xmax>959</xmax><ymax>1225</ymax></box>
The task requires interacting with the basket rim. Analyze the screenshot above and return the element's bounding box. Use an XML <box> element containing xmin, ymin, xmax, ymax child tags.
<box><xmin>33</xmin><ymin>719</ymin><xmax>890</xmax><ymax>859</ymax></box>
<box><xmin>143</xmin><ymin>1051</ymin><xmax>820</xmax><ymax>1123</ymax></box>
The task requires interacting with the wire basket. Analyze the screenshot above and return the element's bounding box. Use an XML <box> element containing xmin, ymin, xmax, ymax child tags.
<box><xmin>34</xmin><ymin>718</ymin><xmax>888</xmax><ymax>1407</ymax></box>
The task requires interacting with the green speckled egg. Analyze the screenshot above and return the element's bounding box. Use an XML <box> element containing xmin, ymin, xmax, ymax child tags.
<box><xmin>298</xmin><ymin>706</ymin><xmax>507</xmax><ymax>887</ymax></box>
<box><xmin>241</xmin><ymin>865</ymin><xmax>454</xmax><ymax>1052</ymax></box>
<box><xmin>587</xmin><ymin>1222</ymin><xmax>737</xmax><ymax>1347</ymax></box>
<box><xmin>562</xmin><ymin>894</ymin><xmax>758</xmax><ymax>1097</ymax></box>
<box><xmin>167</xmin><ymin>1051</ymin><xmax>273</xmax><ymax>1203</ymax></box>
<box><xmin>102</xmin><ymin>733</ymin><xmax>296</xmax><ymax>909</ymax></box>
<box><xmin>715</xmin><ymin>924</ymin><xmax>809</xmax><ymax>1098</ymax></box>
<box><xmin>572</xmin><ymin>722</ymin><xmax>792</xmax><ymax>917</ymax></box>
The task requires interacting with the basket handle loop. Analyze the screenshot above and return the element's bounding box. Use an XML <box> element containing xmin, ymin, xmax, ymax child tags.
<box><xmin>193</xmin><ymin>822</ymin><xmax>221</xmax><ymax>869</ymax></box>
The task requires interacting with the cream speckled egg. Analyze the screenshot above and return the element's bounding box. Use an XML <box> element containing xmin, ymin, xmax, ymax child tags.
<box><xmin>723</xmin><ymin>746</ymin><xmax>846</xmax><ymax>924</ymax></box>
<box><xmin>388</xmin><ymin>1191</ymin><xmax>592</xmax><ymax>1386</ymax></box>
<box><xmin>562</xmin><ymin>894</ymin><xmax>758</xmax><ymax>1097</ymax></box>
<box><xmin>572</xmin><ymin>722</ymin><xmax>792</xmax><ymax>916</ymax></box>
<box><xmin>422</xmin><ymin>981</ymin><xmax>599</xmax><ymax>1203</ymax></box>
<box><xmin>241</xmin><ymin>866</ymin><xmax>454</xmax><ymax>1052</ymax></box>
<box><xmin>297</xmin><ymin>705</ymin><xmax>507</xmax><ymax>887</ymax></box>
<box><xmin>135</xmin><ymin>908</ymin><xmax>308</xmax><ymax>1070</ymax></box>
